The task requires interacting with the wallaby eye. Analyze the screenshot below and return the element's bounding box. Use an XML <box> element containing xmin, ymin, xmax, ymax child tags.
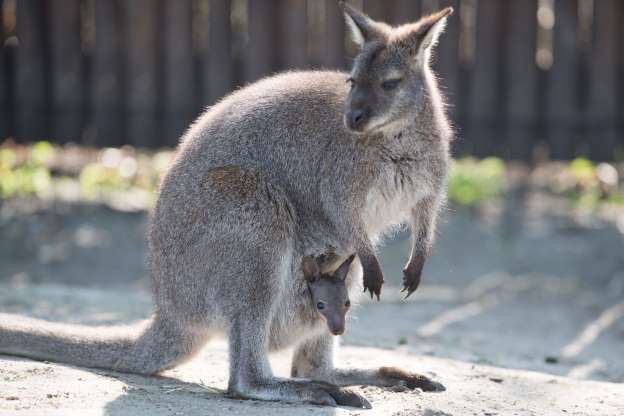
<box><xmin>345</xmin><ymin>300</ymin><xmax>351</xmax><ymax>308</ymax></box>
<box><xmin>382</xmin><ymin>79</ymin><xmax>401</xmax><ymax>91</ymax></box>
<box><xmin>316</xmin><ymin>301</ymin><xmax>326</xmax><ymax>310</ymax></box>
<box><xmin>346</xmin><ymin>77</ymin><xmax>355</xmax><ymax>89</ymax></box>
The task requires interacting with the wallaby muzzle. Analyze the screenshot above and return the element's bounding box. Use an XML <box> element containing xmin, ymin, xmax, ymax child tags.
<box><xmin>345</xmin><ymin>108</ymin><xmax>370</xmax><ymax>132</ymax></box>
<box><xmin>325</xmin><ymin>316</ymin><xmax>346</xmax><ymax>336</ymax></box>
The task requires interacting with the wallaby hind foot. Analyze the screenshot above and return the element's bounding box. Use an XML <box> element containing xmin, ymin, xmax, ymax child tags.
<box><xmin>291</xmin><ymin>333</ymin><xmax>445</xmax><ymax>392</ymax></box>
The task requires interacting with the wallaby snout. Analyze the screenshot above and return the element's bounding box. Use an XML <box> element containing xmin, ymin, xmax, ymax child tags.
<box><xmin>325</xmin><ymin>315</ymin><xmax>346</xmax><ymax>336</ymax></box>
<box><xmin>345</xmin><ymin>108</ymin><xmax>370</xmax><ymax>132</ymax></box>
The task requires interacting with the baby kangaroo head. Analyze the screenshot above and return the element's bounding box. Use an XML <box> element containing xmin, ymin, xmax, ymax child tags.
<box><xmin>302</xmin><ymin>254</ymin><xmax>356</xmax><ymax>336</ymax></box>
<box><xmin>339</xmin><ymin>2</ymin><xmax>453</xmax><ymax>133</ymax></box>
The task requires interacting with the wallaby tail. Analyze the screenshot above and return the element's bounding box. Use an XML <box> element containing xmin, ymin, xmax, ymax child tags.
<box><xmin>0</xmin><ymin>313</ymin><xmax>206</xmax><ymax>375</ymax></box>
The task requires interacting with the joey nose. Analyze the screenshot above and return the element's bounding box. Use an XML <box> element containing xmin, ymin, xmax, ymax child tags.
<box><xmin>346</xmin><ymin>109</ymin><xmax>368</xmax><ymax>132</ymax></box>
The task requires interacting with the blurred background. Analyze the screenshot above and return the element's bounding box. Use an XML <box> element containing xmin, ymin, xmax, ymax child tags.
<box><xmin>0</xmin><ymin>0</ymin><xmax>622</xmax><ymax>159</ymax></box>
<box><xmin>0</xmin><ymin>0</ymin><xmax>623</xmax><ymax>388</ymax></box>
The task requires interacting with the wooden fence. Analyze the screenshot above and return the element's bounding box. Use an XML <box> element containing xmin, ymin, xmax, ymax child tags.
<box><xmin>0</xmin><ymin>0</ymin><xmax>622</xmax><ymax>160</ymax></box>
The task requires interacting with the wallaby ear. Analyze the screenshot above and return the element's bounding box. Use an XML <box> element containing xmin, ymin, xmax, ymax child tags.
<box><xmin>398</xmin><ymin>7</ymin><xmax>453</xmax><ymax>63</ymax></box>
<box><xmin>419</xmin><ymin>7</ymin><xmax>453</xmax><ymax>52</ymax></box>
<box><xmin>302</xmin><ymin>256</ymin><xmax>321</xmax><ymax>283</ymax></box>
<box><xmin>339</xmin><ymin>1</ymin><xmax>385</xmax><ymax>48</ymax></box>
<box><xmin>334</xmin><ymin>254</ymin><xmax>356</xmax><ymax>281</ymax></box>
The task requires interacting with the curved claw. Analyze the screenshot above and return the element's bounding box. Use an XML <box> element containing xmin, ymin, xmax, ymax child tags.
<box><xmin>330</xmin><ymin>387</ymin><xmax>372</xmax><ymax>409</ymax></box>
<box><xmin>379</xmin><ymin>367</ymin><xmax>445</xmax><ymax>393</ymax></box>
<box><xmin>402</xmin><ymin>255</ymin><xmax>425</xmax><ymax>298</ymax></box>
<box><xmin>318</xmin><ymin>382</ymin><xmax>372</xmax><ymax>409</ymax></box>
<box><xmin>362</xmin><ymin>264</ymin><xmax>384</xmax><ymax>301</ymax></box>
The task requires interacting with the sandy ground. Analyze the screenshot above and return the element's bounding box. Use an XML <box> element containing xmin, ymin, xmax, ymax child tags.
<box><xmin>1</xmin><ymin>200</ymin><xmax>623</xmax><ymax>415</ymax></box>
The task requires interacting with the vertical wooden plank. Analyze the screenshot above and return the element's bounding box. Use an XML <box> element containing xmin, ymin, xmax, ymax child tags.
<box><xmin>0</xmin><ymin>0</ymin><xmax>6</xmax><ymax>140</ymax></box>
<box><xmin>421</xmin><ymin>0</ymin><xmax>440</xmax><ymax>15</ymax></box>
<box><xmin>322</xmin><ymin>0</ymin><xmax>345</xmax><ymax>69</ymax></box>
<box><xmin>49</xmin><ymin>0</ymin><xmax>82</xmax><ymax>142</ymax></box>
<box><xmin>205</xmin><ymin>0</ymin><xmax>233</xmax><ymax>104</ymax></box>
<box><xmin>124</xmin><ymin>0</ymin><xmax>158</xmax><ymax>148</ymax></box>
<box><xmin>1</xmin><ymin>0</ymin><xmax>18</xmax><ymax>139</ymax></box>
<box><xmin>548</xmin><ymin>0</ymin><xmax>578</xmax><ymax>159</ymax></box>
<box><xmin>619</xmin><ymin>1</ymin><xmax>624</xmax><ymax>154</ymax></box>
<box><xmin>435</xmin><ymin>0</ymin><xmax>460</xmax><ymax>133</ymax></box>
<box><xmin>363</xmin><ymin>0</ymin><xmax>393</xmax><ymax>22</ymax></box>
<box><xmin>587</xmin><ymin>0</ymin><xmax>617</xmax><ymax>160</ymax></box>
<box><xmin>94</xmin><ymin>0</ymin><xmax>125</xmax><ymax>147</ymax></box>
<box><xmin>244</xmin><ymin>0</ymin><xmax>277</xmax><ymax>83</ymax></box>
<box><xmin>467</xmin><ymin>0</ymin><xmax>505</xmax><ymax>157</ymax></box>
<box><xmin>391</xmin><ymin>0</ymin><xmax>421</xmax><ymax>25</ymax></box>
<box><xmin>15</xmin><ymin>0</ymin><xmax>49</xmax><ymax>141</ymax></box>
<box><xmin>162</xmin><ymin>0</ymin><xmax>194</xmax><ymax>146</ymax></box>
<box><xmin>279</xmin><ymin>0</ymin><xmax>306</xmax><ymax>69</ymax></box>
<box><xmin>506</xmin><ymin>0</ymin><xmax>538</xmax><ymax>160</ymax></box>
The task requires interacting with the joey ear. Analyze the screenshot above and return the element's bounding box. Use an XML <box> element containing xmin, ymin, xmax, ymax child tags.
<box><xmin>334</xmin><ymin>254</ymin><xmax>356</xmax><ymax>281</ymax></box>
<box><xmin>399</xmin><ymin>7</ymin><xmax>453</xmax><ymax>63</ymax></box>
<box><xmin>339</xmin><ymin>1</ymin><xmax>385</xmax><ymax>48</ymax></box>
<box><xmin>302</xmin><ymin>256</ymin><xmax>320</xmax><ymax>283</ymax></box>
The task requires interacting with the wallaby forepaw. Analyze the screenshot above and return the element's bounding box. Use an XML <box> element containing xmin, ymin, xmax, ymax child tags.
<box><xmin>402</xmin><ymin>255</ymin><xmax>426</xmax><ymax>298</ymax></box>
<box><xmin>362</xmin><ymin>258</ymin><xmax>384</xmax><ymax>301</ymax></box>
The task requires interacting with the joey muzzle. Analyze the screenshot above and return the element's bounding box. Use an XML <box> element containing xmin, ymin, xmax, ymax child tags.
<box><xmin>325</xmin><ymin>315</ymin><xmax>346</xmax><ymax>336</ymax></box>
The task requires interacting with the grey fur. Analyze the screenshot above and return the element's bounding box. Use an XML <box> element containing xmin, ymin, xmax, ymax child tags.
<box><xmin>0</xmin><ymin>4</ymin><xmax>452</xmax><ymax>408</ymax></box>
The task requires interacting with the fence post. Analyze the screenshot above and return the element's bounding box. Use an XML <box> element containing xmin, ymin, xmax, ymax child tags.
<box><xmin>0</xmin><ymin>0</ymin><xmax>6</xmax><ymax>140</ymax></box>
<box><xmin>278</xmin><ymin>0</ymin><xmax>307</xmax><ymax>69</ymax></box>
<box><xmin>204</xmin><ymin>0</ymin><xmax>233</xmax><ymax>104</ymax></box>
<box><xmin>322</xmin><ymin>0</ymin><xmax>346</xmax><ymax>69</ymax></box>
<box><xmin>587</xmin><ymin>0</ymin><xmax>618</xmax><ymax>160</ymax></box>
<box><xmin>391</xmin><ymin>0</ymin><xmax>421</xmax><ymax>24</ymax></box>
<box><xmin>244</xmin><ymin>0</ymin><xmax>278</xmax><ymax>83</ymax></box>
<box><xmin>16</xmin><ymin>0</ymin><xmax>49</xmax><ymax>141</ymax></box>
<box><xmin>49</xmin><ymin>0</ymin><xmax>83</xmax><ymax>143</ymax></box>
<box><xmin>505</xmin><ymin>0</ymin><xmax>538</xmax><ymax>161</ymax></box>
<box><xmin>94</xmin><ymin>0</ymin><xmax>125</xmax><ymax>147</ymax></box>
<box><xmin>162</xmin><ymin>0</ymin><xmax>194</xmax><ymax>146</ymax></box>
<box><xmin>124</xmin><ymin>0</ymin><xmax>159</xmax><ymax>148</ymax></box>
<box><xmin>620</xmin><ymin>2</ymin><xmax>624</xmax><ymax>155</ymax></box>
<box><xmin>548</xmin><ymin>0</ymin><xmax>578</xmax><ymax>159</ymax></box>
<box><xmin>467</xmin><ymin>0</ymin><xmax>506</xmax><ymax>157</ymax></box>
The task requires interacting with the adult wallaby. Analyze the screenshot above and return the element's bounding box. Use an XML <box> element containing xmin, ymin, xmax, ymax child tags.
<box><xmin>0</xmin><ymin>3</ymin><xmax>452</xmax><ymax>408</ymax></box>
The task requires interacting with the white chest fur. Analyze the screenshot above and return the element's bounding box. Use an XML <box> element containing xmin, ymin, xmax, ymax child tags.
<box><xmin>362</xmin><ymin>165</ymin><xmax>430</xmax><ymax>243</ymax></box>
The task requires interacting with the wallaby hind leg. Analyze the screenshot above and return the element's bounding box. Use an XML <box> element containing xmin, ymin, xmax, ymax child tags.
<box><xmin>291</xmin><ymin>333</ymin><xmax>445</xmax><ymax>392</ymax></box>
<box><xmin>225</xmin><ymin>251</ymin><xmax>370</xmax><ymax>408</ymax></box>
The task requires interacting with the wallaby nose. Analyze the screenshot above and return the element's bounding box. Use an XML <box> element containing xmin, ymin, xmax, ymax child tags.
<box><xmin>346</xmin><ymin>109</ymin><xmax>368</xmax><ymax>131</ymax></box>
<box><xmin>330</xmin><ymin>326</ymin><xmax>344</xmax><ymax>336</ymax></box>
<box><xmin>328</xmin><ymin>318</ymin><xmax>345</xmax><ymax>335</ymax></box>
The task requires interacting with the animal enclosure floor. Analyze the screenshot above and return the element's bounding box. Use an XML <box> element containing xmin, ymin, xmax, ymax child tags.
<box><xmin>1</xmin><ymin>340</ymin><xmax>622</xmax><ymax>416</ymax></box>
<box><xmin>0</xmin><ymin>201</ymin><xmax>623</xmax><ymax>415</ymax></box>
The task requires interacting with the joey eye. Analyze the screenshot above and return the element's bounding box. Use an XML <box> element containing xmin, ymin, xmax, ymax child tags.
<box><xmin>345</xmin><ymin>300</ymin><xmax>351</xmax><ymax>308</ymax></box>
<box><xmin>346</xmin><ymin>77</ymin><xmax>355</xmax><ymax>89</ymax></box>
<box><xmin>382</xmin><ymin>79</ymin><xmax>401</xmax><ymax>90</ymax></box>
<box><xmin>316</xmin><ymin>302</ymin><xmax>326</xmax><ymax>310</ymax></box>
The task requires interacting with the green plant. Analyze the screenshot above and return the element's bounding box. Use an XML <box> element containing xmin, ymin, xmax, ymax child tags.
<box><xmin>448</xmin><ymin>157</ymin><xmax>506</xmax><ymax>207</ymax></box>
